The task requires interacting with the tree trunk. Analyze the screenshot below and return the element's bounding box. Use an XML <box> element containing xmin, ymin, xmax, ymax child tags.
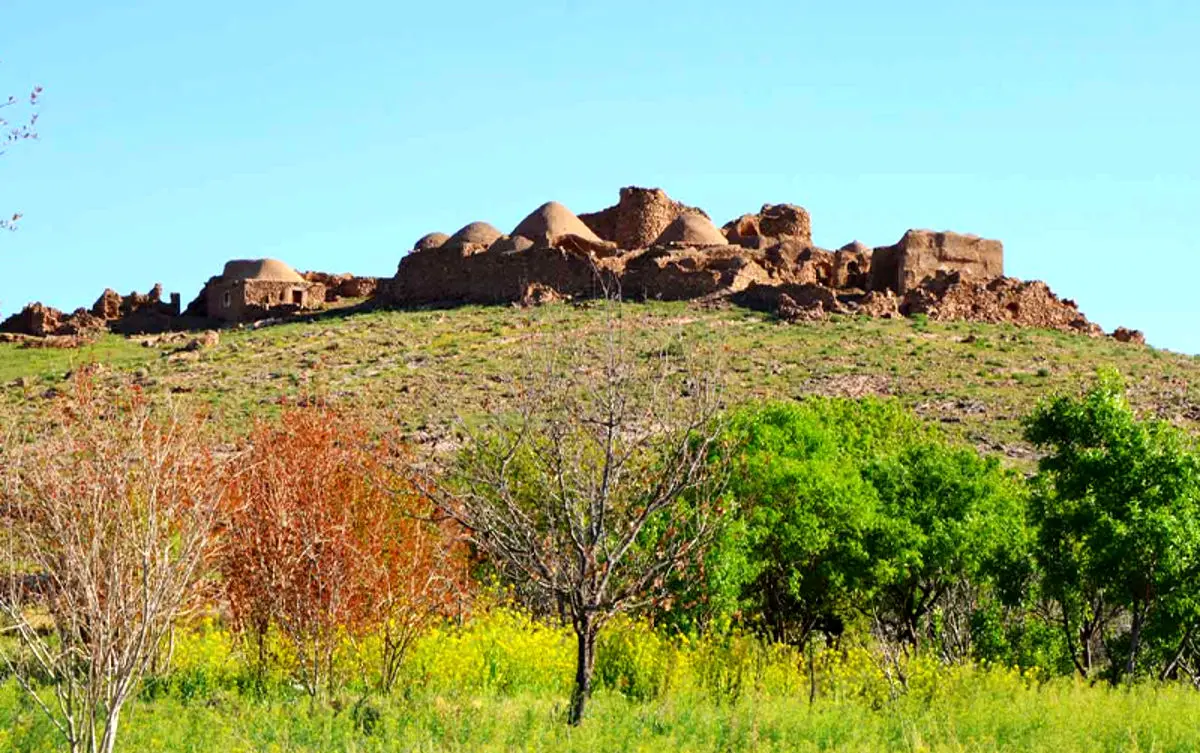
<box><xmin>568</xmin><ymin>619</ymin><xmax>598</xmax><ymax>726</ymax></box>
<box><xmin>98</xmin><ymin>704</ymin><xmax>122</xmax><ymax>753</ymax></box>
<box><xmin>1125</xmin><ymin>602</ymin><xmax>1144</xmax><ymax>683</ymax></box>
<box><xmin>1159</xmin><ymin>624</ymin><xmax>1193</xmax><ymax>681</ymax></box>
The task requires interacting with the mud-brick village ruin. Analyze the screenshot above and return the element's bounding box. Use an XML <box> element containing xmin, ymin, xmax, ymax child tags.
<box><xmin>0</xmin><ymin>186</ymin><xmax>1145</xmax><ymax>346</ymax></box>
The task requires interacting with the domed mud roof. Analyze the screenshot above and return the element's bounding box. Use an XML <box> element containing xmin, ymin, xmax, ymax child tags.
<box><xmin>445</xmin><ymin>221</ymin><xmax>503</xmax><ymax>247</ymax></box>
<box><xmin>221</xmin><ymin>259</ymin><xmax>305</xmax><ymax>282</ymax></box>
<box><xmin>512</xmin><ymin>201</ymin><xmax>603</xmax><ymax>245</ymax></box>
<box><xmin>653</xmin><ymin>214</ymin><xmax>728</xmax><ymax>247</ymax></box>
<box><xmin>414</xmin><ymin>232</ymin><xmax>450</xmax><ymax>251</ymax></box>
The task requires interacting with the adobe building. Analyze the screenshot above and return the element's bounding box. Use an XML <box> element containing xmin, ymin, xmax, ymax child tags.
<box><xmin>870</xmin><ymin>230</ymin><xmax>1004</xmax><ymax>295</ymax></box>
<box><xmin>205</xmin><ymin>259</ymin><xmax>325</xmax><ymax>322</ymax></box>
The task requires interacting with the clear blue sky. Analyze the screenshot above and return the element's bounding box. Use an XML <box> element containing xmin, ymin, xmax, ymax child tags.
<box><xmin>2</xmin><ymin>1</ymin><xmax>1197</xmax><ymax>351</ymax></box>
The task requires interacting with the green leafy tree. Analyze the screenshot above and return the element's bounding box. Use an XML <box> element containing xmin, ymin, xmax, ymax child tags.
<box><xmin>719</xmin><ymin>400</ymin><xmax>896</xmax><ymax>646</ymax></box>
<box><xmin>864</xmin><ymin>442</ymin><xmax>1026</xmax><ymax>656</ymax></box>
<box><xmin>695</xmin><ymin>398</ymin><xmax>1024</xmax><ymax>660</ymax></box>
<box><xmin>1025</xmin><ymin>372</ymin><xmax>1200</xmax><ymax>682</ymax></box>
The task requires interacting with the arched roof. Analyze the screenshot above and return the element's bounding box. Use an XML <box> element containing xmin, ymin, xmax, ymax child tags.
<box><xmin>221</xmin><ymin>259</ymin><xmax>305</xmax><ymax>282</ymax></box>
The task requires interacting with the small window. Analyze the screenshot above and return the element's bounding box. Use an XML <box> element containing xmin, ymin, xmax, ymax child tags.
<box><xmin>222</xmin><ymin>290</ymin><xmax>232</xmax><ymax>308</ymax></box>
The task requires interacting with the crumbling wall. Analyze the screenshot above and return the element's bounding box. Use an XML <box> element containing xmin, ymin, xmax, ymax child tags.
<box><xmin>873</xmin><ymin>230</ymin><xmax>1003</xmax><ymax>294</ymax></box>
<box><xmin>579</xmin><ymin>186</ymin><xmax>708</xmax><ymax>250</ymax></box>
<box><xmin>621</xmin><ymin>245</ymin><xmax>773</xmax><ymax>300</ymax></box>
<box><xmin>389</xmin><ymin>243</ymin><xmax>619</xmax><ymax>305</ymax></box>
<box><xmin>302</xmin><ymin>272</ymin><xmax>380</xmax><ymax>301</ymax></box>
<box><xmin>723</xmin><ymin>204</ymin><xmax>813</xmax><ymax>248</ymax></box>
<box><xmin>91</xmin><ymin>284</ymin><xmax>183</xmax><ymax>334</ymax></box>
<box><xmin>2</xmin><ymin>284</ymin><xmax>182</xmax><ymax>338</ymax></box>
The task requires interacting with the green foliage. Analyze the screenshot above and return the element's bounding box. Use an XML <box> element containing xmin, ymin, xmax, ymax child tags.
<box><xmin>970</xmin><ymin>601</ymin><xmax>1075</xmax><ymax>676</ymax></box>
<box><xmin>9</xmin><ymin>623</ymin><xmax>1200</xmax><ymax>752</ymax></box>
<box><xmin>864</xmin><ymin>441</ymin><xmax>1026</xmax><ymax>647</ymax></box>
<box><xmin>691</xmin><ymin>398</ymin><xmax>1024</xmax><ymax>653</ymax></box>
<box><xmin>1025</xmin><ymin>371</ymin><xmax>1200</xmax><ymax>681</ymax></box>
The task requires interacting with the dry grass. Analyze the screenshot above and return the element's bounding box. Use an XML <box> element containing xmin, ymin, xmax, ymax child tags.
<box><xmin>2</xmin><ymin>301</ymin><xmax>1197</xmax><ymax>462</ymax></box>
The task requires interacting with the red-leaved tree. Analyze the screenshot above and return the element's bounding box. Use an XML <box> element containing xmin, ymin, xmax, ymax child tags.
<box><xmin>219</xmin><ymin>405</ymin><xmax>468</xmax><ymax>697</ymax></box>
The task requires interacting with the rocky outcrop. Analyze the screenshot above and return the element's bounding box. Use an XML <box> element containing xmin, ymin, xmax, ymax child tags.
<box><xmin>872</xmin><ymin>230</ymin><xmax>1003</xmax><ymax>294</ymax></box>
<box><xmin>579</xmin><ymin>187</ymin><xmax>709</xmax><ymax>250</ymax></box>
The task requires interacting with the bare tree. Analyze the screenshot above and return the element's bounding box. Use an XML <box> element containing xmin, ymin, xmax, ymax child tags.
<box><xmin>430</xmin><ymin>304</ymin><xmax>729</xmax><ymax>724</ymax></box>
<box><xmin>1</xmin><ymin>58</ymin><xmax>41</xmax><ymax>231</ymax></box>
<box><xmin>0</xmin><ymin>375</ymin><xmax>227</xmax><ymax>753</ymax></box>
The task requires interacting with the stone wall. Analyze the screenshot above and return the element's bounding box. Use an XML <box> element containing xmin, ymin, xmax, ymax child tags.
<box><xmin>390</xmin><ymin>243</ymin><xmax>619</xmax><ymax>305</ymax></box>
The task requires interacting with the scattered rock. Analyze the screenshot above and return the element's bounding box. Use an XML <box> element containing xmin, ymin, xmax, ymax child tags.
<box><xmin>901</xmin><ymin>272</ymin><xmax>1101</xmax><ymax>334</ymax></box>
<box><xmin>856</xmin><ymin>289</ymin><xmax>901</xmax><ymax>318</ymax></box>
<box><xmin>1112</xmin><ymin>327</ymin><xmax>1146</xmax><ymax>345</ymax></box>
<box><xmin>519</xmin><ymin>283</ymin><xmax>563</xmax><ymax>307</ymax></box>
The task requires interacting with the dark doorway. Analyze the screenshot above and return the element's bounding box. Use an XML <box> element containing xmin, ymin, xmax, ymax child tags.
<box><xmin>292</xmin><ymin>290</ymin><xmax>304</xmax><ymax>306</ymax></box>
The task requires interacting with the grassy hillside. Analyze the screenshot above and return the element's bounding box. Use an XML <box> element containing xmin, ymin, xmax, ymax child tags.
<box><xmin>2</xmin><ymin>301</ymin><xmax>1198</xmax><ymax>458</ymax></box>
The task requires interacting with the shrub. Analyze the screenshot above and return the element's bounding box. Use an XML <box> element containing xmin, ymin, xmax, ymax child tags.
<box><xmin>219</xmin><ymin>404</ymin><xmax>468</xmax><ymax>698</ymax></box>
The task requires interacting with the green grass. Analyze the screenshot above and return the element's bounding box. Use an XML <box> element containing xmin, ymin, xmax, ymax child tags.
<box><xmin>5</xmin><ymin>676</ymin><xmax>1200</xmax><ymax>752</ymax></box>
<box><xmin>3</xmin><ymin>302</ymin><xmax>1198</xmax><ymax>459</ymax></box>
<box><xmin>0</xmin><ymin>333</ymin><xmax>157</xmax><ymax>385</ymax></box>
